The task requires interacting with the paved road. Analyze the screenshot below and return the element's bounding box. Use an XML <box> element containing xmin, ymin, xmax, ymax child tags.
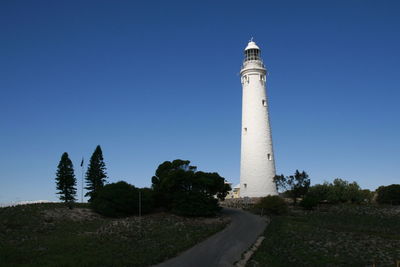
<box><xmin>155</xmin><ymin>208</ymin><xmax>267</xmax><ymax>267</ymax></box>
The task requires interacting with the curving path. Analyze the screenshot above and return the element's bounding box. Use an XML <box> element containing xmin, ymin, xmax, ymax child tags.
<box><xmin>155</xmin><ymin>208</ymin><xmax>267</xmax><ymax>267</ymax></box>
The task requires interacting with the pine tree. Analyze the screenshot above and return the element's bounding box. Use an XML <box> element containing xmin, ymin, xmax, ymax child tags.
<box><xmin>55</xmin><ymin>152</ymin><xmax>77</xmax><ymax>208</ymax></box>
<box><xmin>85</xmin><ymin>145</ymin><xmax>107</xmax><ymax>202</ymax></box>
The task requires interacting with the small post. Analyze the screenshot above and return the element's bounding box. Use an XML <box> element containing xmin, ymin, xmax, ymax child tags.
<box><xmin>139</xmin><ymin>190</ymin><xmax>142</xmax><ymax>237</ymax></box>
<box><xmin>81</xmin><ymin>158</ymin><xmax>84</xmax><ymax>203</ymax></box>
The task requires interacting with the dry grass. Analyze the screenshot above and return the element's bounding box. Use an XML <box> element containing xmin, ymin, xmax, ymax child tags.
<box><xmin>247</xmin><ymin>205</ymin><xmax>400</xmax><ymax>267</ymax></box>
<box><xmin>0</xmin><ymin>203</ymin><xmax>229</xmax><ymax>267</ymax></box>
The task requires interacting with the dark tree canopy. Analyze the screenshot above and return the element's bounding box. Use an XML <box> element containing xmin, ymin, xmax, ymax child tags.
<box><xmin>151</xmin><ymin>159</ymin><xmax>231</xmax><ymax>216</ymax></box>
<box><xmin>289</xmin><ymin>170</ymin><xmax>310</xmax><ymax>204</ymax></box>
<box><xmin>91</xmin><ymin>181</ymin><xmax>155</xmax><ymax>217</ymax></box>
<box><xmin>85</xmin><ymin>145</ymin><xmax>107</xmax><ymax>202</ymax></box>
<box><xmin>376</xmin><ymin>184</ymin><xmax>400</xmax><ymax>205</ymax></box>
<box><xmin>274</xmin><ymin>174</ymin><xmax>287</xmax><ymax>193</ymax></box>
<box><xmin>55</xmin><ymin>152</ymin><xmax>77</xmax><ymax>207</ymax></box>
<box><xmin>274</xmin><ymin>170</ymin><xmax>310</xmax><ymax>205</ymax></box>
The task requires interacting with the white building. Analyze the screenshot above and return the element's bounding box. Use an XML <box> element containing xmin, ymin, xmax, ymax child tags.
<box><xmin>226</xmin><ymin>184</ymin><xmax>241</xmax><ymax>199</ymax></box>
<box><xmin>239</xmin><ymin>40</ymin><xmax>278</xmax><ymax>197</ymax></box>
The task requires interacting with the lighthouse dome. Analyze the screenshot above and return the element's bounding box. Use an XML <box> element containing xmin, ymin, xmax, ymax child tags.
<box><xmin>245</xmin><ymin>41</ymin><xmax>260</xmax><ymax>51</ymax></box>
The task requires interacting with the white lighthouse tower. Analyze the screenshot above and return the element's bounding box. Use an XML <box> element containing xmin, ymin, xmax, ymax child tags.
<box><xmin>240</xmin><ymin>40</ymin><xmax>277</xmax><ymax>197</ymax></box>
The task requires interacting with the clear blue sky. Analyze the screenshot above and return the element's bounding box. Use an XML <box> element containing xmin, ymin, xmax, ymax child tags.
<box><xmin>1</xmin><ymin>0</ymin><xmax>399</xmax><ymax>204</ymax></box>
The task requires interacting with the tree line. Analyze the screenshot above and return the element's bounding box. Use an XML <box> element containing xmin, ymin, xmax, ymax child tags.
<box><xmin>55</xmin><ymin>148</ymin><xmax>231</xmax><ymax>216</ymax></box>
<box><xmin>273</xmin><ymin>170</ymin><xmax>400</xmax><ymax>209</ymax></box>
<box><xmin>55</xmin><ymin>149</ymin><xmax>399</xmax><ymax>215</ymax></box>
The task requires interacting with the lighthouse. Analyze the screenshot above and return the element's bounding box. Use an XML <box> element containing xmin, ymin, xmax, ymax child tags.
<box><xmin>239</xmin><ymin>40</ymin><xmax>277</xmax><ymax>197</ymax></box>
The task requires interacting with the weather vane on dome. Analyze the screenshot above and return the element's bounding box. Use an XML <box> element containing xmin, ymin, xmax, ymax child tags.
<box><xmin>250</xmin><ymin>37</ymin><xmax>254</xmax><ymax>42</ymax></box>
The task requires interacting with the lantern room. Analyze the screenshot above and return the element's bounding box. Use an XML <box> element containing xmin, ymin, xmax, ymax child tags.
<box><xmin>244</xmin><ymin>41</ymin><xmax>261</xmax><ymax>62</ymax></box>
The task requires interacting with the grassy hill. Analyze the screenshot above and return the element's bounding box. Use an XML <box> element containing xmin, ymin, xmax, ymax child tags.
<box><xmin>0</xmin><ymin>203</ymin><xmax>229</xmax><ymax>267</ymax></box>
<box><xmin>247</xmin><ymin>205</ymin><xmax>400</xmax><ymax>267</ymax></box>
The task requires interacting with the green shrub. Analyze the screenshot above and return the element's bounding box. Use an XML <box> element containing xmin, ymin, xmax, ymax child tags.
<box><xmin>343</xmin><ymin>181</ymin><xmax>365</xmax><ymax>204</ymax></box>
<box><xmin>91</xmin><ymin>181</ymin><xmax>155</xmax><ymax>217</ymax></box>
<box><xmin>376</xmin><ymin>184</ymin><xmax>400</xmax><ymax>205</ymax></box>
<box><xmin>256</xmin><ymin>196</ymin><xmax>288</xmax><ymax>215</ymax></box>
<box><xmin>360</xmin><ymin>189</ymin><xmax>374</xmax><ymax>204</ymax></box>
<box><xmin>308</xmin><ymin>179</ymin><xmax>368</xmax><ymax>204</ymax></box>
<box><xmin>307</xmin><ymin>183</ymin><xmax>330</xmax><ymax>202</ymax></box>
<box><xmin>327</xmin><ymin>179</ymin><xmax>350</xmax><ymax>203</ymax></box>
<box><xmin>300</xmin><ymin>195</ymin><xmax>319</xmax><ymax>210</ymax></box>
<box><xmin>171</xmin><ymin>192</ymin><xmax>220</xmax><ymax>217</ymax></box>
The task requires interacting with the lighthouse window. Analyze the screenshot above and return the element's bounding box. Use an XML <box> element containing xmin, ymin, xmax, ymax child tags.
<box><xmin>244</xmin><ymin>127</ymin><xmax>247</xmax><ymax>134</ymax></box>
<box><xmin>262</xmin><ymin>100</ymin><xmax>267</xmax><ymax>107</ymax></box>
<box><xmin>268</xmin><ymin>154</ymin><xmax>272</xmax><ymax>160</ymax></box>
